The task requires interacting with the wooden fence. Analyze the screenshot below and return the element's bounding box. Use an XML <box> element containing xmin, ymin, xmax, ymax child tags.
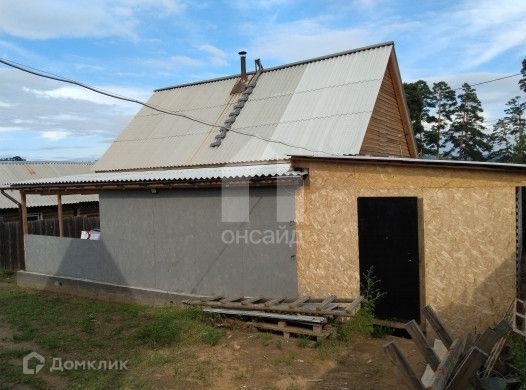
<box><xmin>0</xmin><ymin>215</ymin><xmax>100</xmax><ymax>271</ymax></box>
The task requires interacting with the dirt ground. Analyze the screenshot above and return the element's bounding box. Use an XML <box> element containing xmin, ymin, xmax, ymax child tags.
<box><xmin>0</xmin><ymin>278</ymin><xmax>424</xmax><ymax>389</ymax></box>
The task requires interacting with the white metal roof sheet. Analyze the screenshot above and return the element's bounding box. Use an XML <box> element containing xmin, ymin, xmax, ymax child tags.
<box><xmin>0</xmin><ymin>162</ymin><xmax>98</xmax><ymax>209</ymax></box>
<box><xmin>12</xmin><ymin>164</ymin><xmax>304</xmax><ymax>186</ymax></box>
<box><xmin>94</xmin><ymin>43</ymin><xmax>393</xmax><ymax>172</ymax></box>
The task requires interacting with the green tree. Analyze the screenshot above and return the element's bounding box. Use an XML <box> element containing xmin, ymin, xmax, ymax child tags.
<box><xmin>0</xmin><ymin>156</ymin><xmax>25</xmax><ymax>161</ymax></box>
<box><xmin>520</xmin><ymin>58</ymin><xmax>526</xmax><ymax>94</ymax></box>
<box><xmin>403</xmin><ymin>80</ymin><xmax>432</xmax><ymax>156</ymax></box>
<box><xmin>426</xmin><ymin>81</ymin><xmax>457</xmax><ymax>159</ymax></box>
<box><xmin>445</xmin><ymin>83</ymin><xmax>490</xmax><ymax>161</ymax></box>
<box><xmin>489</xmin><ymin>119</ymin><xmax>514</xmax><ymax>162</ymax></box>
<box><xmin>505</xmin><ymin>96</ymin><xmax>526</xmax><ymax>163</ymax></box>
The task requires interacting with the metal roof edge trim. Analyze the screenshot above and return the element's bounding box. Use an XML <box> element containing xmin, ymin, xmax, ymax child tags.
<box><xmin>155</xmin><ymin>41</ymin><xmax>394</xmax><ymax>92</ymax></box>
<box><xmin>289</xmin><ymin>154</ymin><xmax>526</xmax><ymax>172</ymax></box>
<box><xmin>11</xmin><ymin>164</ymin><xmax>307</xmax><ymax>188</ymax></box>
<box><xmin>0</xmin><ymin>161</ymin><xmax>95</xmax><ymax>165</ymax></box>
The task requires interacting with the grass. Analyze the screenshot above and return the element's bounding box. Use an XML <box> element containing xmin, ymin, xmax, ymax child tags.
<box><xmin>508</xmin><ymin>334</ymin><xmax>526</xmax><ymax>384</ymax></box>
<box><xmin>0</xmin><ymin>349</ymin><xmax>45</xmax><ymax>388</ymax></box>
<box><xmin>0</xmin><ymin>284</ymin><xmax>226</xmax><ymax>388</ymax></box>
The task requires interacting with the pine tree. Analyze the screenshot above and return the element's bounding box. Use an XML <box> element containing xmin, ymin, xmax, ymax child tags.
<box><xmin>520</xmin><ymin>58</ymin><xmax>526</xmax><ymax>94</ymax></box>
<box><xmin>445</xmin><ymin>83</ymin><xmax>490</xmax><ymax>161</ymax></box>
<box><xmin>403</xmin><ymin>80</ymin><xmax>432</xmax><ymax>156</ymax></box>
<box><xmin>488</xmin><ymin>119</ymin><xmax>514</xmax><ymax>162</ymax></box>
<box><xmin>504</xmin><ymin>96</ymin><xmax>526</xmax><ymax>163</ymax></box>
<box><xmin>425</xmin><ymin>81</ymin><xmax>456</xmax><ymax>159</ymax></box>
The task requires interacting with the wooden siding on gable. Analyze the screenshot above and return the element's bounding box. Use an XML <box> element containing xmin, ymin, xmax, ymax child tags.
<box><xmin>360</xmin><ymin>66</ymin><xmax>412</xmax><ymax>157</ymax></box>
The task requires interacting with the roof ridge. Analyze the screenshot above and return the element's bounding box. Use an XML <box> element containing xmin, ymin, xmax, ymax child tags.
<box><xmin>155</xmin><ymin>41</ymin><xmax>394</xmax><ymax>92</ymax></box>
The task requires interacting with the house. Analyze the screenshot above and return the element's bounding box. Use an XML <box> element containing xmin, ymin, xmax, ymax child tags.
<box><xmin>0</xmin><ymin>161</ymin><xmax>98</xmax><ymax>222</ymax></box>
<box><xmin>9</xmin><ymin>42</ymin><xmax>526</xmax><ymax>336</ymax></box>
<box><xmin>0</xmin><ymin>161</ymin><xmax>99</xmax><ymax>270</ymax></box>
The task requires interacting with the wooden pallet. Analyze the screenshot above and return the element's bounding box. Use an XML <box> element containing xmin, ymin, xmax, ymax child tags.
<box><xmin>183</xmin><ymin>295</ymin><xmax>364</xmax><ymax>317</ymax></box>
<box><xmin>252</xmin><ymin>320</ymin><xmax>333</xmax><ymax>341</ymax></box>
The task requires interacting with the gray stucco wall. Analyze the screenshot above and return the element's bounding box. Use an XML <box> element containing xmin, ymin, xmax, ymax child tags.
<box><xmin>25</xmin><ymin>187</ymin><xmax>298</xmax><ymax>297</ymax></box>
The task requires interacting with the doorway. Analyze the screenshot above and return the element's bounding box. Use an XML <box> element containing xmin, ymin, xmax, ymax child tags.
<box><xmin>358</xmin><ymin>197</ymin><xmax>420</xmax><ymax>322</ymax></box>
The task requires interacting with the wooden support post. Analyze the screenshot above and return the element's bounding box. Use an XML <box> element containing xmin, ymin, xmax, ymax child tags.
<box><xmin>17</xmin><ymin>204</ymin><xmax>26</xmax><ymax>270</ymax></box>
<box><xmin>404</xmin><ymin>320</ymin><xmax>441</xmax><ymax>370</ymax></box>
<box><xmin>384</xmin><ymin>342</ymin><xmax>425</xmax><ymax>390</ymax></box>
<box><xmin>446</xmin><ymin>347</ymin><xmax>487</xmax><ymax>390</ymax></box>
<box><xmin>57</xmin><ymin>193</ymin><xmax>64</xmax><ymax>237</ymax></box>
<box><xmin>20</xmin><ymin>191</ymin><xmax>28</xmax><ymax>235</ymax></box>
<box><xmin>432</xmin><ymin>338</ymin><xmax>465</xmax><ymax>390</ymax></box>
<box><xmin>19</xmin><ymin>191</ymin><xmax>28</xmax><ymax>270</ymax></box>
<box><xmin>423</xmin><ymin>305</ymin><xmax>453</xmax><ymax>349</ymax></box>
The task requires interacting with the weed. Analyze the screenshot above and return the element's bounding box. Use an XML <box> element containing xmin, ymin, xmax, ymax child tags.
<box><xmin>233</xmin><ymin>370</ymin><xmax>248</xmax><ymax>381</ymax></box>
<box><xmin>296</xmin><ymin>335</ymin><xmax>310</xmax><ymax>348</ymax></box>
<box><xmin>508</xmin><ymin>334</ymin><xmax>526</xmax><ymax>384</ymax></box>
<box><xmin>336</xmin><ymin>306</ymin><xmax>375</xmax><ymax>341</ymax></box>
<box><xmin>80</xmin><ymin>313</ymin><xmax>96</xmax><ymax>334</ymax></box>
<box><xmin>199</xmin><ymin>327</ymin><xmax>225</xmax><ymax>346</ymax></box>
<box><xmin>259</xmin><ymin>332</ymin><xmax>273</xmax><ymax>346</ymax></box>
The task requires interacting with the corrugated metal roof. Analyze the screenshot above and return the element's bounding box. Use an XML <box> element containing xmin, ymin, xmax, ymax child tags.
<box><xmin>290</xmin><ymin>154</ymin><xmax>526</xmax><ymax>172</ymax></box>
<box><xmin>94</xmin><ymin>42</ymin><xmax>393</xmax><ymax>172</ymax></box>
<box><xmin>0</xmin><ymin>162</ymin><xmax>98</xmax><ymax>209</ymax></box>
<box><xmin>12</xmin><ymin>164</ymin><xmax>304</xmax><ymax>186</ymax></box>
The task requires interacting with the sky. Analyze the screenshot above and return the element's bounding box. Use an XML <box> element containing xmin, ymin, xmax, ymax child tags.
<box><xmin>0</xmin><ymin>0</ymin><xmax>525</xmax><ymax>161</ymax></box>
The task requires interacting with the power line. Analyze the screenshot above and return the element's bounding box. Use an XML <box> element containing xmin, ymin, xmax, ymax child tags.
<box><xmin>0</xmin><ymin>57</ymin><xmax>220</xmax><ymax>128</ymax></box>
<box><xmin>0</xmin><ymin>56</ymin><xmax>339</xmax><ymax>156</ymax></box>
<box><xmin>454</xmin><ymin>73</ymin><xmax>521</xmax><ymax>90</ymax></box>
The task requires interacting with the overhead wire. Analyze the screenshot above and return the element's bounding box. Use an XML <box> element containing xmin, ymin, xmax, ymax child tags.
<box><xmin>1</xmin><ymin>56</ymin><xmax>523</xmax><ymax>155</ymax></box>
<box><xmin>0</xmin><ymin>56</ymin><xmax>340</xmax><ymax>156</ymax></box>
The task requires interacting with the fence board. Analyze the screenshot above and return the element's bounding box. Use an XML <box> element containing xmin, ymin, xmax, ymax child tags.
<box><xmin>0</xmin><ymin>215</ymin><xmax>100</xmax><ymax>271</ymax></box>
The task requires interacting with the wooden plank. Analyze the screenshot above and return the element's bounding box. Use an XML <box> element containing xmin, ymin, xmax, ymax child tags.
<box><xmin>203</xmin><ymin>308</ymin><xmax>327</xmax><ymax>324</ymax></box>
<box><xmin>432</xmin><ymin>338</ymin><xmax>465</xmax><ymax>390</ymax></box>
<box><xmin>404</xmin><ymin>320</ymin><xmax>440</xmax><ymax>370</ymax></box>
<box><xmin>384</xmin><ymin>342</ymin><xmax>425</xmax><ymax>390</ymax></box>
<box><xmin>241</xmin><ymin>296</ymin><xmax>263</xmax><ymax>305</ymax></box>
<box><xmin>423</xmin><ymin>305</ymin><xmax>453</xmax><ymax>349</ymax></box>
<box><xmin>189</xmin><ymin>299</ymin><xmax>354</xmax><ymax>317</ymax></box>
<box><xmin>57</xmin><ymin>194</ymin><xmax>64</xmax><ymax>237</ymax></box>
<box><xmin>288</xmin><ymin>296</ymin><xmax>310</xmax><ymax>308</ymax></box>
<box><xmin>253</xmin><ymin>321</ymin><xmax>331</xmax><ymax>338</ymax></box>
<box><xmin>345</xmin><ymin>296</ymin><xmax>364</xmax><ymax>314</ymax></box>
<box><xmin>265</xmin><ymin>297</ymin><xmax>285</xmax><ymax>307</ymax></box>
<box><xmin>446</xmin><ymin>347</ymin><xmax>487</xmax><ymax>390</ymax></box>
<box><xmin>221</xmin><ymin>296</ymin><xmax>244</xmax><ymax>303</ymax></box>
<box><xmin>317</xmin><ymin>295</ymin><xmax>336</xmax><ymax>310</ymax></box>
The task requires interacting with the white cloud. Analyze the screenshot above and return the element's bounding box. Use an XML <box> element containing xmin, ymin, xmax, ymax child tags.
<box><xmin>249</xmin><ymin>19</ymin><xmax>373</xmax><ymax>62</ymax></box>
<box><xmin>0</xmin><ymin>0</ymin><xmax>184</xmax><ymax>40</ymax></box>
<box><xmin>0</xmin><ymin>101</ymin><xmax>12</xmax><ymax>108</ymax></box>
<box><xmin>143</xmin><ymin>55</ymin><xmax>204</xmax><ymax>69</ymax></box>
<box><xmin>40</xmin><ymin>130</ymin><xmax>71</xmax><ymax>141</ymax></box>
<box><xmin>22</xmin><ymin>84</ymin><xmax>149</xmax><ymax>113</ymax></box>
<box><xmin>230</xmin><ymin>0</ymin><xmax>294</xmax><ymax>10</ymax></box>
<box><xmin>0</xmin><ymin>126</ymin><xmax>24</xmax><ymax>133</ymax></box>
<box><xmin>199</xmin><ymin>44</ymin><xmax>228</xmax><ymax>66</ymax></box>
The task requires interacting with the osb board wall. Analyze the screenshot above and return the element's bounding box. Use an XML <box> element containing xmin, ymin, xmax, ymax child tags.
<box><xmin>295</xmin><ymin>161</ymin><xmax>526</xmax><ymax>336</ymax></box>
<box><xmin>359</xmin><ymin>67</ymin><xmax>411</xmax><ymax>158</ymax></box>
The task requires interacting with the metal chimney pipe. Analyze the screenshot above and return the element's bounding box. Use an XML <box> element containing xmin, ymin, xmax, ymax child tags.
<box><xmin>239</xmin><ymin>51</ymin><xmax>247</xmax><ymax>81</ymax></box>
